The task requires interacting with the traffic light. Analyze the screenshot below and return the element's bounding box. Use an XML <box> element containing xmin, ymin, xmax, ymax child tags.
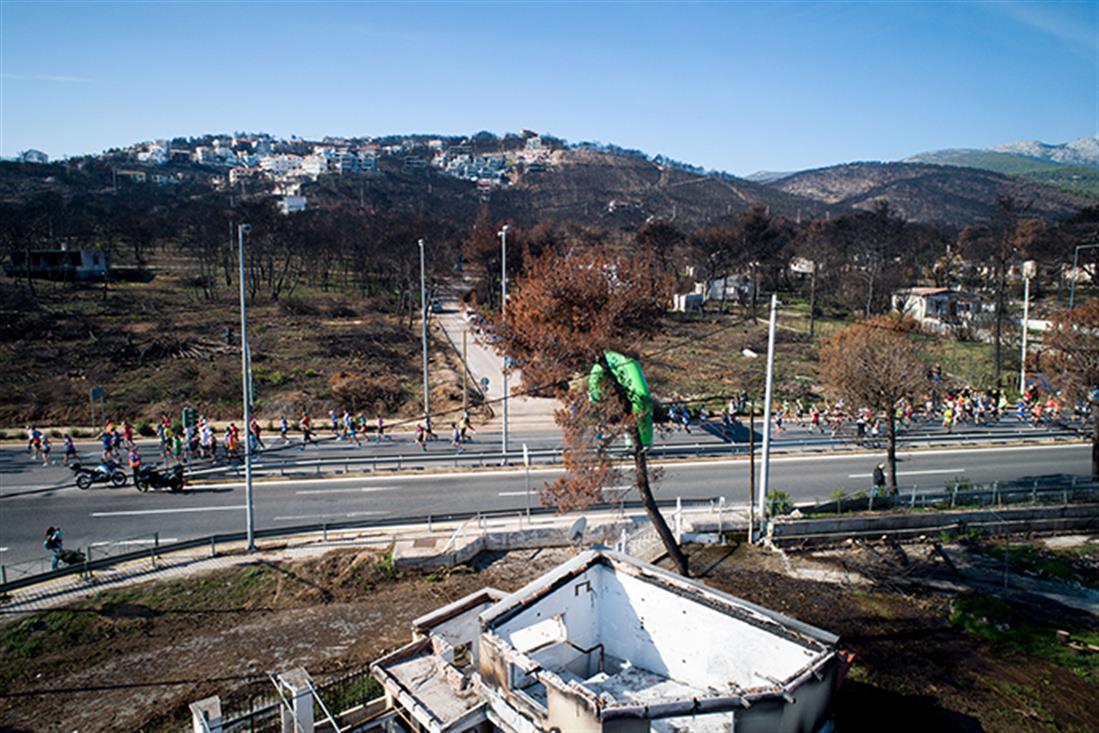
<box><xmin>181</xmin><ymin>407</ymin><xmax>197</xmax><ymax>428</ymax></box>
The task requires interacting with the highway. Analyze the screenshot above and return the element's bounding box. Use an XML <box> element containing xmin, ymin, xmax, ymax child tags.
<box><xmin>0</xmin><ymin>441</ymin><xmax>1090</xmax><ymax>567</ymax></box>
<box><xmin>0</xmin><ymin>418</ymin><xmax>1076</xmax><ymax>493</ymax></box>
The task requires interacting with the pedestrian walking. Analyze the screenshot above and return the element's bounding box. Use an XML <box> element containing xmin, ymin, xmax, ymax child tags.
<box><xmin>44</xmin><ymin>527</ymin><xmax>64</xmax><ymax>570</ymax></box>
<box><xmin>129</xmin><ymin>447</ymin><xmax>142</xmax><ymax>483</ymax></box>
<box><xmin>415</xmin><ymin>423</ymin><xmax>427</xmax><ymax>452</ymax></box>
<box><xmin>451</xmin><ymin>423</ymin><xmax>464</xmax><ymax>453</ymax></box>
<box><xmin>40</xmin><ymin>435</ymin><xmax>52</xmax><ymax>465</ymax></box>
<box><xmin>872</xmin><ymin>463</ymin><xmax>887</xmax><ymax>496</ymax></box>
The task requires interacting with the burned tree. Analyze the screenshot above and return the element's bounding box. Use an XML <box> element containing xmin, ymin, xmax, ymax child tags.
<box><xmin>820</xmin><ymin>315</ymin><xmax>926</xmax><ymax>492</ymax></box>
<box><xmin>1045</xmin><ymin>298</ymin><xmax>1099</xmax><ymax>480</ymax></box>
<box><xmin>495</xmin><ymin>247</ymin><xmax>690</xmax><ymax>575</ymax></box>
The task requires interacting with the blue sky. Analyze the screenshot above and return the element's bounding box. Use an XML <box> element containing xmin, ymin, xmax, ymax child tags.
<box><xmin>1</xmin><ymin>0</ymin><xmax>1096</xmax><ymax>174</ymax></box>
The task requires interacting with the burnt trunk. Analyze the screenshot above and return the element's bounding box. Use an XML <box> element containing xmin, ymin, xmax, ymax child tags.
<box><xmin>886</xmin><ymin>411</ymin><xmax>898</xmax><ymax>492</ymax></box>
<box><xmin>994</xmin><ymin>262</ymin><xmax>1006</xmax><ymax>390</ymax></box>
<box><xmin>1092</xmin><ymin>400</ymin><xmax>1099</xmax><ymax>481</ymax></box>
<box><xmin>599</xmin><ymin>353</ymin><xmax>689</xmax><ymax>576</ymax></box>
<box><xmin>632</xmin><ymin>431</ymin><xmax>690</xmax><ymax>577</ymax></box>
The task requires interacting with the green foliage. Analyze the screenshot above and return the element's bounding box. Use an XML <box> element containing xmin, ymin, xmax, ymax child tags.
<box><xmin>49</xmin><ymin>429</ymin><xmax>63</xmax><ymax>438</ymax></box>
<box><xmin>374</xmin><ymin>552</ymin><xmax>397</xmax><ymax>579</ymax></box>
<box><xmin>70</xmin><ymin>428</ymin><xmax>90</xmax><ymax>438</ymax></box>
<box><xmin>768</xmin><ymin>489</ymin><xmax>794</xmax><ymax>516</ymax></box>
<box><xmin>949</xmin><ymin>594</ymin><xmax>1099</xmax><ymax>679</ymax></box>
<box><xmin>136</xmin><ymin>420</ymin><xmax>155</xmax><ymax>437</ymax></box>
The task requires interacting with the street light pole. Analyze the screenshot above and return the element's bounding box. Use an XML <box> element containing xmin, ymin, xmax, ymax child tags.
<box><xmin>1070</xmin><ymin>243</ymin><xmax>1099</xmax><ymax>310</ymax></box>
<box><xmin>237</xmin><ymin>223</ymin><xmax>255</xmax><ymax>551</ymax></box>
<box><xmin>1020</xmin><ymin>274</ymin><xmax>1031</xmax><ymax>395</ymax></box>
<box><xmin>756</xmin><ymin>294</ymin><xmax>779</xmax><ymax>541</ymax></box>
<box><xmin>419</xmin><ymin>238</ymin><xmax>430</xmax><ymax>431</ymax></box>
<box><xmin>499</xmin><ymin>225</ymin><xmax>510</xmax><ymax>457</ymax></box>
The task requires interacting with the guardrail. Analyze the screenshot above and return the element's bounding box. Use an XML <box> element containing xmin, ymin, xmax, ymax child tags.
<box><xmin>184</xmin><ymin>425</ymin><xmax>1084</xmax><ymax>481</ymax></box>
<box><xmin>0</xmin><ymin>497</ymin><xmax>719</xmax><ymax>597</ymax></box>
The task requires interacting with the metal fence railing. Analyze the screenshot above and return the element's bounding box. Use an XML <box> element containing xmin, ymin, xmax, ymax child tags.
<box><xmin>182</xmin><ymin>424</ymin><xmax>1083</xmax><ymax>481</ymax></box>
<box><xmin>189</xmin><ymin>666</ymin><xmax>381</xmax><ymax>733</ymax></box>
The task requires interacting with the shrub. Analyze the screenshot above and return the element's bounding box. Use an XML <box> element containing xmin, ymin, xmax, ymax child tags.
<box><xmin>136</xmin><ymin>421</ymin><xmax>156</xmax><ymax>437</ymax></box>
<box><xmin>768</xmin><ymin>489</ymin><xmax>794</xmax><ymax>516</ymax></box>
<box><xmin>71</xmin><ymin>428</ymin><xmax>89</xmax><ymax>438</ymax></box>
<box><xmin>49</xmin><ymin>429</ymin><xmax>63</xmax><ymax>439</ymax></box>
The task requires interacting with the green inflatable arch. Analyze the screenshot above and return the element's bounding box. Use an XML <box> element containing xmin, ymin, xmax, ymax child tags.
<box><xmin>588</xmin><ymin>351</ymin><xmax>654</xmax><ymax>446</ymax></box>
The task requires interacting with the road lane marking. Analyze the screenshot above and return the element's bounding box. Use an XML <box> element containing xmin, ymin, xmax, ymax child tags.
<box><xmin>90</xmin><ymin>538</ymin><xmax>178</xmax><ymax>546</ymax></box>
<box><xmin>498</xmin><ymin>485</ymin><xmax>631</xmax><ymax>497</ymax></box>
<box><xmin>848</xmin><ymin>468</ymin><xmax>964</xmax><ymax>478</ymax></box>
<box><xmin>91</xmin><ymin>505</ymin><xmax>245</xmax><ymax>517</ymax></box>
<box><xmin>295</xmin><ymin>486</ymin><xmax>397</xmax><ymax>495</ymax></box>
<box><xmin>272</xmin><ymin>511</ymin><xmax>389</xmax><ymax>522</ymax></box>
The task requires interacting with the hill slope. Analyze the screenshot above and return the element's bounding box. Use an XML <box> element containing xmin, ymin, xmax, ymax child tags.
<box><xmin>766</xmin><ymin>162</ymin><xmax>1087</xmax><ymax>227</ymax></box>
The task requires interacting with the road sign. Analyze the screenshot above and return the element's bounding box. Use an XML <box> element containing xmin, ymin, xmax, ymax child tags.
<box><xmin>90</xmin><ymin>387</ymin><xmax>106</xmax><ymax>400</ymax></box>
<box><xmin>480</xmin><ymin>377</ymin><xmax>490</xmax><ymax>391</ymax></box>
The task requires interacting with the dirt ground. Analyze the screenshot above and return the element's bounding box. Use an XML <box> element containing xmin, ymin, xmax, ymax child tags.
<box><xmin>2</xmin><ymin>538</ymin><xmax>1097</xmax><ymax>733</ymax></box>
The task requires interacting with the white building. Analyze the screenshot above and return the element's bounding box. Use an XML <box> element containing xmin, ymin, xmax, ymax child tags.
<box><xmin>372</xmin><ymin>550</ymin><xmax>845</xmax><ymax>733</ymax></box>
<box><xmin>260</xmin><ymin>154</ymin><xmax>303</xmax><ymax>175</ymax></box>
<box><xmin>892</xmin><ymin>287</ymin><xmax>988</xmax><ymax>328</ymax></box>
<box><xmin>277</xmin><ymin>195</ymin><xmax>307</xmax><ymax>215</ymax></box>
<box><xmin>18</xmin><ymin>149</ymin><xmax>48</xmax><ymax>164</ymax></box>
<box><xmin>300</xmin><ymin>153</ymin><xmax>328</xmax><ymax>177</ymax></box>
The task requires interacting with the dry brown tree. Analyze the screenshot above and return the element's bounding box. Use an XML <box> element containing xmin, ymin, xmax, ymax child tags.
<box><xmin>820</xmin><ymin>315</ymin><xmax>927</xmax><ymax>492</ymax></box>
<box><xmin>1045</xmin><ymin>298</ymin><xmax>1099</xmax><ymax>479</ymax></box>
<box><xmin>495</xmin><ymin>246</ymin><xmax>690</xmax><ymax>575</ymax></box>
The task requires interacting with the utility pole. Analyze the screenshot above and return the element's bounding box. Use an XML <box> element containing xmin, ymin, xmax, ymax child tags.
<box><xmin>748</xmin><ymin>399</ymin><xmax>755</xmax><ymax>544</ymax></box>
<box><xmin>238</xmin><ymin>223</ymin><xmax>255</xmax><ymax>552</ymax></box>
<box><xmin>1020</xmin><ymin>260</ymin><xmax>1036</xmax><ymax>395</ymax></box>
<box><xmin>419</xmin><ymin>239</ymin><xmax>430</xmax><ymax>431</ymax></box>
<box><xmin>756</xmin><ymin>294</ymin><xmax>779</xmax><ymax>541</ymax></box>
<box><xmin>1069</xmin><ymin>243</ymin><xmax>1099</xmax><ymax>310</ymax></box>
<box><xmin>499</xmin><ymin>225</ymin><xmax>510</xmax><ymax>457</ymax></box>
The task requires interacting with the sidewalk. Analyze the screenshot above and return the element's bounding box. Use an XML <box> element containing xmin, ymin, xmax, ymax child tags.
<box><xmin>0</xmin><ymin>502</ymin><xmax>747</xmax><ymax>616</ymax></box>
<box><xmin>435</xmin><ymin>282</ymin><xmax>560</xmax><ymax>433</ymax></box>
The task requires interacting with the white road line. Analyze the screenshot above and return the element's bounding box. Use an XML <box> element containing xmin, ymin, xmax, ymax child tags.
<box><xmin>118</xmin><ymin>441</ymin><xmax>1092</xmax><ymax>492</ymax></box>
<box><xmin>295</xmin><ymin>486</ymin><xmax>398</xmax><ymax>495</ymax></box>
<box><xmin>272</xmin><ymin>511</ymin><xmax>389</xmax><ymax>522</ymax></box>
<box><xmin>90</xmin><ymin>538</ymin><xmax>179</xmax><ymax>547</ymax></box>
<box><xmin>0</xmin><ymin>547</ymin><xmax>8</xmax><ymax>552</ymax></box>
<box><xmin>498</xmin><ymin>485</ymin><xmax>631</xmax><ymax>497</ymax></box>
<box><xmin>848</xmin><ymin>468</ymin><xmax>964</xmax><ymax>478</ymax></box>
<box><xmin>91</xmin><ymin>505</ymin><xmax>245</xmax><ymax>517</ymax></box>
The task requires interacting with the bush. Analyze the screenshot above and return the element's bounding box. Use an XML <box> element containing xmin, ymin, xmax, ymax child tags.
<box><xmin>49</xmin><ymin>429</ymin><xmax>63</xmax><ymax>438</ymax></box>
<box><xmin>768</xmin><ymin>489</ymin><xmax>794</xmax><ymax>516</ymax></box>
<box><xmin>328</xmin><ymin>372</ymin><xmax>405</xmax><ymax>412</ymax></box>
<box><xmin>71</xmin><ymin>428</ymin><xmax>89</xmax><ymax>438</ymax></box>
<box><xmin>136</xmin><ymin>421</ymin><xmax>156</xmax><ymax>437</ymax></box>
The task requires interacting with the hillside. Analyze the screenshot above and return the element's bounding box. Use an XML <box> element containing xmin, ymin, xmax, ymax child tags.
<box><xmin>904</xmin><ymin>148</ymin><xmax>1099</xmax><ymax>199</ymax></box>
<box><xmin>766</xmin><ymin>162</ymin><xmax>1087</xmax><ymax>228</ymax></box>
<box><xmin>496</xmin><ymin>149</ymin><xmax>834</xmax><ymax>227</ymax></box>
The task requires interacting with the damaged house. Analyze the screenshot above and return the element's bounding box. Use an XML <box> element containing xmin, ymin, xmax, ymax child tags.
<box><xmin>372</xmin><ymin>550</ymin><xmax>848</xmax><ymax>733</ymax></box>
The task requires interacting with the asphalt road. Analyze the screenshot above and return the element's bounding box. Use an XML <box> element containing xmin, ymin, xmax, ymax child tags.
<box><xmin>0</xmin><ymin>418</ymin><xmax>1074</xmax><ymax>493</ymax></box>
<box><xmin>0</xmin><ymin>442</ymin><xmax>1089</xmax><ymax>568</ymax></box>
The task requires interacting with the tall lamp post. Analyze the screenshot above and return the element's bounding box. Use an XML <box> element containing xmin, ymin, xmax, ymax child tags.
<box><xmin>498</xmin><ymin>225</ymin><xmax>510</xmax><ymax>456</ymax></box>
<box><xmin>418</xmin><ymin>238</ymin><xmax>430</xmax><ymax>431</ymax></box>
<box><xmin>756</xmin><ymin>294</ymin><xmax>779</xmax><ymax>542</ymax></box>
<box><xmin>1069</xmin><ymin>243</ymin><xmax>1099</xmax><ymax>310</ymax></box>
<box><xmin>237</xmin><ymin>223</ymin><xmax>255</xmax><ymax>552</ymax></box>
<box><xmin>1020</xmin><ymin>260</ymin><xmax>1036</xmax><ymax>395</ymax></box>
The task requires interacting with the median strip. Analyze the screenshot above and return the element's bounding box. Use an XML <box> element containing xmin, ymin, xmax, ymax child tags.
<box><xmin>90</xmin><ymin>505</ymin><xmax>246</xmax><ymax>517</ymax></box>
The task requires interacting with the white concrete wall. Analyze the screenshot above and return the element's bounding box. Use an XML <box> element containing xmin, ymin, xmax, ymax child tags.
<box><xmin>597</xmin><ymin>568</ymin><xmax>819</xmax><ymax>692</ymax></box>
<box><xmin>495</xmin><ymin>566</ymin><xmax>601</xmax><ymax>653</ymax></box>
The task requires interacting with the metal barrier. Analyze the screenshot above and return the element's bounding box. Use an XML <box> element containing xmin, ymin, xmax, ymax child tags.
<box><xmin>183</xmin><ymin>424</ymin><xmax>1083</xmax><ymax>481</ymax></box>
<box><xmin>0</xmin><ymin>498</ymin><xmax>718</xmax><ymax>597</ymax></box>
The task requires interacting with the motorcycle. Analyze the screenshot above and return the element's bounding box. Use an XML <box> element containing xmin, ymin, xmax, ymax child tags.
<box><xmin>134</xmin><ymin>464</ymin><xmax>185</xmax><ymax>493</ymax></box>
<box><xmin>71</xmin><ymin>461</ymin><xmax>127</xmax><ymax>490</ymax></box>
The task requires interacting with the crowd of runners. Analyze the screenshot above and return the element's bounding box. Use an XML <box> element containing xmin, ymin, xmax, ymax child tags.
<box><xmin>20</xmin><ymin>406</ymin><xmax>484</xmax><ymax>469</ymax></box>
<box><xmin>19</xmin><ymin>383</ymin><xmax>1089</xmax><ymax>472</ymax></box>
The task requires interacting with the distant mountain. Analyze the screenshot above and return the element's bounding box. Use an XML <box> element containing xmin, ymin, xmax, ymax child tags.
<box><xmin>765</xmin><ymin>161</ymin><xmax>1086</xmax><ymax>228</ymax></box>
<box><xmin>992</xmin><ymin>137</ymin><xmax>1099</xmax><ymax>167</ymax></box>
<box><xmin>905</xmin><ymin>137</ymin><xmax>1099</xmax><ymax>199</ymax></box>
<box><xmin>743</xmin><ymin>170</ymin><xmax>795</xmax><ymax>183</ymax></box>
